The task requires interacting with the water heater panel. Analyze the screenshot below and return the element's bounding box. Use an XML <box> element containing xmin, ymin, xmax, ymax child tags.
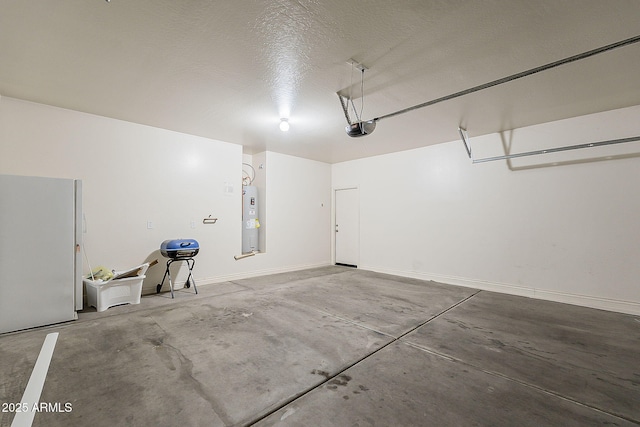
<box><xmin>242</xmin><ymin>186</ymin><xmax>259</xmax><ymax>253</ymax></box>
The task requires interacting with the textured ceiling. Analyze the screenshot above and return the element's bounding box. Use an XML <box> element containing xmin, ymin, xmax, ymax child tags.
<box><xmin>1</xmin><ymin>1</ymin><xmax>640</xmax><ymax>163</ymax></box>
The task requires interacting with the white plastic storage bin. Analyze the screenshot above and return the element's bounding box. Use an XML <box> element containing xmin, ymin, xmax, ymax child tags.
<box><xmin>84</xmin><ymin>264</ymin><xmax>149</xmax><ymax>312</ymax></box>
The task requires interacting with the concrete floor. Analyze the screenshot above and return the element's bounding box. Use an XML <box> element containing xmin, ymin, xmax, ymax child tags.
<box><xmin>1</xmin><ymin>266</ymin><xmax>639</xmax><ymax>426</ymax></box>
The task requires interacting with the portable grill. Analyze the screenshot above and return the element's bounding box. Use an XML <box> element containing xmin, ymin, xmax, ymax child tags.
<box><xmin>160</xmin><ymin>239</ymin><xmax>199</xmax><ymax>258</ymax></box>
<box><xmin>157</xmin><ymin>239</ymin><xmax>199</xmax><ymax>298</ymax></box>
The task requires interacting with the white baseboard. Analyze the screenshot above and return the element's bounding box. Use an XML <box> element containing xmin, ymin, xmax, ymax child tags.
<box><xmin>142</xmin><ymin>262</ymin><xmax>332</xmax><ymax>296</ymax></box>
<box><xmin>531</xmin><ymin>288</ymin><xmax>640</xmax><ymax>316</ymax></box>
<box><xmin>360</xmin><ymin>265</ymin><xmax>640</xmax><ymax>316</ymax></box>
<box><xmin>196</xmin><ymin>262</ymin><xmax>333</xmax><ymax>286</ymax></box>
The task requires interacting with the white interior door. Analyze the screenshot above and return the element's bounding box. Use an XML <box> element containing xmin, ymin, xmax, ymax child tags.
<box><xmin>335</xmin><ymin>188</ymin><xmax>359</xmax><ymax>267</ymax></box>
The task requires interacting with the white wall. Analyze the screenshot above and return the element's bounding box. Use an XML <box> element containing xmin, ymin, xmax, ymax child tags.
<box><xmin>4</xmin><ymin>94</ymin><xmax>637</xmax><ymax>314</ymax></box>
<box><xmin>332</xmin><ymin>105</ymin><xmax>640</xmax><ymax>315</ymax></box>
<box><xmin>0</xmin><ymin>97</ymin><xmax>331</xmax><ymax>295</ymax></box>
<box><xmin>230</xmin><ymin>151</ymin><xmax>332</xmax><ymax>277</ymax></box>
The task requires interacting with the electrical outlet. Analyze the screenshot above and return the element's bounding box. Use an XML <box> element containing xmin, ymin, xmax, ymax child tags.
<box><xmin>190</xmin><ymin>220</ymin><xmax>196</xmax><ymax>229</ymax></box>
<box><xmin>224</xmin><ymin>181</ymin><xmax>234</xmax><ymax>195</ymax></box>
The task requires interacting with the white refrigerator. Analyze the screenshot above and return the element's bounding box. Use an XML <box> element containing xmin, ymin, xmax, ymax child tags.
<box><xmin>0</xmin><ymin>174</ymin><xmax>82</xmax><ymax>334</ymax></box>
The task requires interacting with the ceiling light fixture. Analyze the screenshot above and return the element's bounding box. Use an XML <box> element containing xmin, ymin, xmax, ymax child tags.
<box><xmin>279</xmin><ymin>118</ymin><xmax>290</xmax><ymax>132</ymax></box>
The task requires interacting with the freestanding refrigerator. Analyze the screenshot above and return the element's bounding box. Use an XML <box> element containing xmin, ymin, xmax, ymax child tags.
<box><xmin>0</xmin><ymin>174</ymin><xmax>82</xmax><ymax>334</ymax></box>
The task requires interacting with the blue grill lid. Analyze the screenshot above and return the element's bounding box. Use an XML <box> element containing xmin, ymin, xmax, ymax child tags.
<box><xmin>160</xmin><ymin>239</ymin><xmax>199</xmax><ymax>258</ymax></box>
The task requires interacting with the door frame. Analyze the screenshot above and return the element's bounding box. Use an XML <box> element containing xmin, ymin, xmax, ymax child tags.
<box><xmin>332</xmin><ymin>186</ymin><xmax>360</xmax><ymax>267</ymax></box>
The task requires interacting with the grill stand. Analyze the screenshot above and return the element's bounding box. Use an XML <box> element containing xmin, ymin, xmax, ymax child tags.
<box><xmin>156</xmin><ymin>257</ymin><xmax>198</xmax><ymax>298</ymax></box>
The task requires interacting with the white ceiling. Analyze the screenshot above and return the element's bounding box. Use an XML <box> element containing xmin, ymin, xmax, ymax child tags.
<box><xmin>2</xmin><ymin>1</ymin><xmax>640</xmax><ymax>163</ymax></box>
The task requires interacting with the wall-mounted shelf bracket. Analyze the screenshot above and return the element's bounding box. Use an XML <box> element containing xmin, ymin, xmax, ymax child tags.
<box><xmin>203</xmin><ymin>215</ymin><xmax>218</xmax><ymax>224</ymax></box>
<box><xmin>458</xmin><ymin>127</ymin><xmax>640</xmax><ymax>164</ymax></box>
